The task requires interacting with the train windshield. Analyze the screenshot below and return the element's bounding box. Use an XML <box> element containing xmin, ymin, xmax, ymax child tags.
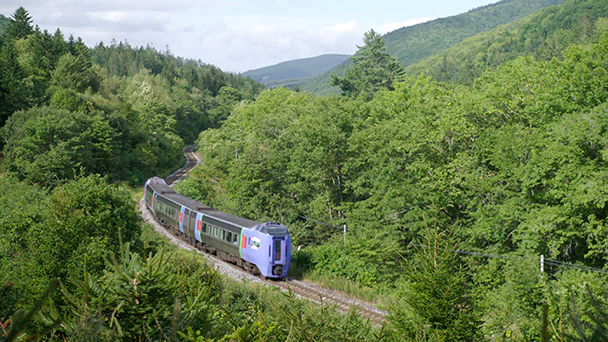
<box><xmin>260</xmin><ymin>225</ymin><xmax>288</xmax><ymax>236</ymax></box>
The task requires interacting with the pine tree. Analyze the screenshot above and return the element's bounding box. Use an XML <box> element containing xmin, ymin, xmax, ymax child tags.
<box><xmin>390</xmin><ymin>221</ymin><xmax>481</xmax><ymax>341</ymax></box>
<box><xmin>5</xmin><ymin>7</ymin><xmax>34</xmax><ymax>41</ymax></box>
<box><xmin>0</xmin><ymin>42</ymin><xmax>25</xmax><ymax>127</ymax></box>
<box><xmin>331</xmin><ymin>29</ymin><xmax>405</xmax><ymax>100</ymax></box>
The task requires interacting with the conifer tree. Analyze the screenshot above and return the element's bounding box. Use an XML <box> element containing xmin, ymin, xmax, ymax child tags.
<box><xmin>5</xmin><ymin>7</ymin><xmax>34</xmax><ymax>41</ymax></box>
<box><xmin>0</xmin><ymin>42</ymin><xmax>25</xmax><ymax>127</ymax></box>
<box><xmin>331</xmin><ymin>29</ymin><xmax>405</xmax><ymax>100</ymax></box>
<box><xmin>390</xmin><ymin>222</ymin><xmax>481</xmax><ymax>341</ymax></box>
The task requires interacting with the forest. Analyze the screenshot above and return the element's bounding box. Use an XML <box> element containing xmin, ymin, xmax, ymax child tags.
<box><xmin>2</xmin><ymin>0</ymin><xmax>608</xmax><ymax>340</ymax></box>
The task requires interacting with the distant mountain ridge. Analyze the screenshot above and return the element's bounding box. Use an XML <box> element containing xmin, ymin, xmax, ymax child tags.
<box><xmin>242</xmin><ymin>54</ymin><xmax>350</xmax><ymax>89</ymax></box>
<box><xmin>299</xmin><ymin>0</ymin><xmax>567</xmax><ymax>95</ymax></box>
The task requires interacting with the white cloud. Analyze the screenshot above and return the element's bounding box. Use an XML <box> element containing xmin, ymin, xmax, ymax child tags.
<box><xmin>316</xmin><ymin>20</ymin><xmax>361</xmax><ymax>51</ymax></box>
<box><xmin>89</xmin><ymin>11</ymin><xmax>126</xmax><ymax>22</ymax></box>
<box><xmin>321</xmin><ymin>20</ymin><xmax>358</xmax><ymax>34</ymax></box>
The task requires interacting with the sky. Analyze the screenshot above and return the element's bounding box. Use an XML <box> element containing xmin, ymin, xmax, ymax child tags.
<box><xmin>1</xmin><ymin>0</ymin><xmax>499</xmax><ymax>73</ymax></box>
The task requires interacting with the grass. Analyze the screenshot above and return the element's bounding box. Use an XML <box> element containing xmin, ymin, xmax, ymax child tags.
<box><xmin>298</xmin><ymin>272</ymin><xmax>397</xmax><ymax>311</ymax></box>
<box><xmin>304</xmin><ymin>273</ymin><xmax>379</xmax><ymax>302</ymax></box>
<box><xmin>126</xmin><ymin>184</ymin><xmax>144</xmax><ymax>203</ymax></box>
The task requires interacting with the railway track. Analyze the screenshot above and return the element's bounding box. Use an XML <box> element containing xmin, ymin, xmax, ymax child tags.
<box><xmin>164</xmin><ymin>145</ymin><xmax>200</xmax><ymax>185</ymax></box>
<box><xmin>147</xmin><ymin>145</ymin><xmax>388</xmax><ymax>325</ymax></box>
<box><xmin>272</xmin><ymin>278</ymin><xmax>388</xmax><ymax>325</ymax></box>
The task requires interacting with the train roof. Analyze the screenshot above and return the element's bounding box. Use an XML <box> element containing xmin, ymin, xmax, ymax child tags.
<box><xmin>148</xmin><ymin>179</ymin><xmax>260</xmax><ymax>229</ymax></box>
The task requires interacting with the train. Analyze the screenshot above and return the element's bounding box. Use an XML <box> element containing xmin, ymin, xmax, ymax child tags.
<box><xmin>144</xmin><ymin>177</ymin><xmax>291</xmax><ymax>278</ymax></box>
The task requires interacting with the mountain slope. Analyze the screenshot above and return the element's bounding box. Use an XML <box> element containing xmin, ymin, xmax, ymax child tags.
<box><xmin>300</xmin><ymin>0</ymin><xmax>567</xmax><ymax>95</ymax></box>
<box><xmin>242</xmin><ymin>54</ymin><xmax>349</xmax><ymax>89</ymax></box>
<box><xmin>404</xmin><ymin>0</ymin><xmax>608</xmax><ymax>84</ymax></box>
<box><xmin>384</xmin><ymin>0</ymin><xmax>567</xmax><ymax>67</ymax></box>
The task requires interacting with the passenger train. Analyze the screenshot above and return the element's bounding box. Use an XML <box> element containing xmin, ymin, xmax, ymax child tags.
<box><xmin>144</xmin><ymin>177</ymin><xmax>291</xmax><ymax>278</ymax></box>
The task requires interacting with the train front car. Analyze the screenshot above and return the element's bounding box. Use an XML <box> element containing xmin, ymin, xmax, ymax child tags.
<box><xmin>241</xmin><ymin>222</ymin><xmax>291</xmax><ymax>278</ymax></box>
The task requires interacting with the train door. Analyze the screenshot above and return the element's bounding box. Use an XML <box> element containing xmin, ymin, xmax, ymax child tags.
<box><xmin>194</xmin><ymin>213</ymin><xmax>204</xmax><ymax>242</ymax></box>
<box><xmin>151</xmin><ymin>191</ymin><xmax>157</xmax><ymax>214</ymax></box>
<box><xmin>272</xmin><ymin>238</ymin><xmax>283</xmax><ymax>263</ymax></box>
<box><xmin>240</xmin><ymin>229</ymin><xmax>248</xmax><ymax>259</ymax></box>
<box><xmin>179</xmin><ymin>206</ymin><xmax>186</xmax><ymax>233</ymax></box>
<box><xmin>186</xmin><ymin>208</ymin><xmax>196</xmax><ymax>237</ymax></box>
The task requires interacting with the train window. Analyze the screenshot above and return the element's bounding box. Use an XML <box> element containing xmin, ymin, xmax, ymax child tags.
<box><xmin>220</xmin><ymin>230</ymin><xmax>226</xmax><ymax>240</ymax></box>
<box><xmin>274</xmin><ymin>240</ymin><xmax>281</xmax><ymax>261</ymax></box>
<box><xmin>201</xmin><ymin>223</ymin><xmax>207</xmax><ymax>234</ymax></box>
<box><xmin>232</xmin><ymin>234</ymin><xmax>239</xmax><ymax>245</ymax></box>
<box><xmin>226</xmin><ymin>231</ymin><xmax>232</xmax><ymax>242</ymax></box>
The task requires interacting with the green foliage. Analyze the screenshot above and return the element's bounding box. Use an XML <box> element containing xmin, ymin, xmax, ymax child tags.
<box><xmin>6</xmin><ymin>2</ymin><xmax>608</xmax><ymax>340</ymax></box>
<box><xmin>0</xmin><ymin>279</ymin><xmax>60</xmax><ymax>342</ymax></box>
<box><xmin>182</xmin><ymin>89</ymin><xmax>359</xmax><ymax>245</ymax></box>
<box><xmin>548</xmin><ymin>271</ymin><xmax>608</xmax><ymax>340</ymax></box>
<box><xmin>0</xmin><ymin>42</ymin><xmax>26</xmax><ymax>127</ymax></box>
<box><xmin>0</xmin><ymin>177</ymin><xmax>48</xmax><ymax>319</ymax></box>
<box><xmin>51</xmin><ymin>53</ymin><xmax>100</xmax><ymax>92</ymax></box>
<box><xmin>90</xmin><ymin>40</ymin><xmax>264</xmax><ymax>99</ymax></box>
<box><xmin>44</xmin><ymin>174</ymin><xmax>142</xmax><ymax>269</ymax></box>
<box><xmin>478</xmin><ymin>258</ymin><xmax>545</xmax><ymax>340</ymax></box>
<box><xmin>0</xmin><ymin>175</ymin><xmax>145</xmax><ymax>337</ymax></box>
<box><xmin>51</xmin><ymin>249</ymin><xmax>220</xmax><ymax>341</ymax></box>
<box><xmin>1</xmin><ymin>106</ymin><xmax>117</xmax><ymax>188</ymax></box>
<box><xmin>305</xmin><ymin>233</ymin><xmax>401</xmax><ymax>287</ymax></box>
<box><xmin>566</xmin><ymin>284</ymin><xmax>608</xmax><ymax>341</ymax></box>
<box><xmin>0</xmin><ymin>14</ymin><xmax>10</xmax><ymax>38</ymax></box>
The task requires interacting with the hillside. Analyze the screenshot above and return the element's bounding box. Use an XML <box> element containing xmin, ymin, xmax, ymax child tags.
<box><xmin>242</xmin><ymin>54</ymin><xmax>349</xmax><ymax>89</ymax></box>
<box><xmin>404</xmin><ymin>0</ymin><xmax>608</xmax><ymax>84</ymax></box>
<box><xmin>300</xmin><ymin>0</ymin><xmax>567</xmax><ymax>95</ymax></box>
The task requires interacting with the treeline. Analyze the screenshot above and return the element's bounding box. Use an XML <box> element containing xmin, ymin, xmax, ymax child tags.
<box><xmin>178</xmin><ymin>22</ymin><xmax>608</xmax><ymax>340</ymax></box>
<box><xmin>0</xmin><ymin>7</ymin><xmax>264</xmax><ymax>187</ymax></box>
